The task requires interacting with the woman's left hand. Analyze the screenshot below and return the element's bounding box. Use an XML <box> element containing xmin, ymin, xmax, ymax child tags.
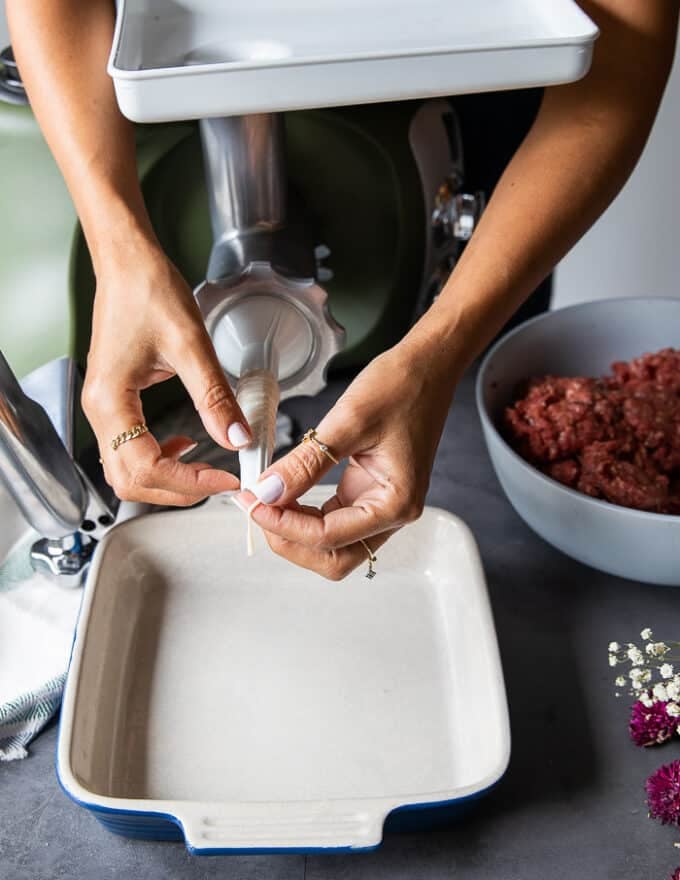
<box><xmin>235</xmin><ymin>342</ymin><xmax>459</xmax><ymax>580</ymax></box>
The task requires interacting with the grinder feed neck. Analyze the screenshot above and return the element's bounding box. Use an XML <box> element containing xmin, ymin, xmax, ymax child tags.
<box><xmin>200</xmin><ymin>114</ymin><xmax>287</xmax><ymax>281</ymax></box>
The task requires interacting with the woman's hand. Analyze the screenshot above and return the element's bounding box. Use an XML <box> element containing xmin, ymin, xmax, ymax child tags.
<box><xmin>83</xmin><ymin>243</ymin><xmax>250</xmax><ymax>506</ymax></box>
<box><xmin>235</xmin><ymin>342</ymin><xmax>458</xmax><ymax>580</ymax></box>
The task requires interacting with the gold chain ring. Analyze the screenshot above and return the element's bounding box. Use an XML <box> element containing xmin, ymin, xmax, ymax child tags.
<box><xmin>111</xmin><ymin>423</ymin><xmax>149</xmax><ymax>451</ymax></box>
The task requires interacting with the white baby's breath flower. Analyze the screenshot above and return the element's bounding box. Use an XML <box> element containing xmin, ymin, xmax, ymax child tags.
<box><xmin>609</xmin><ymin>641</ymin><xmax>621</xmax><ymax>652</ymax></box>
<box><xmin>653</xmin><ymin>683</ymin><xmax>669</xmax><ymax>702</ymax></box>
<box><xmin>640</xmin><ymin>692</ymin><xmax>654</xmax><ymax>708</ymax></box>
<box><xmin>646</xmin><ymin>642</ymin><xmax>669</xmax><ymax>658</ymax></box>
<box><xmin>640</xmin><ymin>628</ymin><xmax>653</xmax><ymax>641</ymax></box>
<box><xmin>661</xmin><ymin>664</ymin><xmax>674</xmax><ymax>679</ymax></box>
<box><xmin>629</xmin><ymin>668</ymin><xmax>651</xmax><ymax>685</ymax></box>
<box><xmin>632</xmin><ymin>679</ymin><xmax>643</xmax><ymax>691</ymax></box>
<box><xmin>666</xmin><ymin>703</ymin><xmax>680</xmax><ymax>718</ymax></box>
<box><xmin>628</xmin><ymin>647</ymin><xmax>645</xmax><ymax>665</ymax></box>
<box><xmin>615</xmin><ymin>676</ymin><xmax>626</xmax><ymax>688</ymax></box>
<box><xmin>609</xmin><ymin>654</ymin><xmax>618</xmax><ymax>667</ymax></box>
<box><xmin>668</xmin><ymin>683</ymin><xmax>680</xmax><ymax>701</ymax></box>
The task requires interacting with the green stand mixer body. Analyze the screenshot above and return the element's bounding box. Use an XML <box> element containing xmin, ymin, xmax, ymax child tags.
<box><xmin>1</xmin><ymin>100</ymin><xmax>432</xmax><ymax>404</ymax></box>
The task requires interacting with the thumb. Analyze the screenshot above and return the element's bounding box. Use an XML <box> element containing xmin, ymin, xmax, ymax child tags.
<box><xmin>247</xmin><ymin>410</ymin><xmax>356</xmax><ymax>506</ymax></box>
<box><xmin>174</xmin><ymin>340</ymin><xmax>252</xmax><ymax>452</ymax></box>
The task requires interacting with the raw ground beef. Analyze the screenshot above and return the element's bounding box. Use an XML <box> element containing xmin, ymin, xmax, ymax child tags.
<box><xmin>504</xmin><ymin>348</ymin><xmax>680</xmax><ymax>514</ymax></box>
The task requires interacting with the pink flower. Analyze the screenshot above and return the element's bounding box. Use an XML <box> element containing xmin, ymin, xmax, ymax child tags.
<box><xmin>646</xmin><ymin>761</ymin><xmax>680</xmax><ymax>825</ymax></box>
<box><xmin>629</xmin><ymin>699</ymin><xmax>676</xmax><ymax>747</ymax></box>
<box><xmin>670</xmin><ymin>869</ymin><xmax>680</xmax><ymax>880</ymax></box>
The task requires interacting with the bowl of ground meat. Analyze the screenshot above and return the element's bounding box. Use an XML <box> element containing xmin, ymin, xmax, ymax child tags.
<box><xmin>476</xmin><ymin>297</ymin><xmax>680</xmax><ymax>586</ymax></box>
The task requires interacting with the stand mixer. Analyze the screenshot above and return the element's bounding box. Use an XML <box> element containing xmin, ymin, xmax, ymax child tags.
<box><xmin>0</xmin><ymin>0</ymin><xmax>598</xmax><ymax>580</ymax></box>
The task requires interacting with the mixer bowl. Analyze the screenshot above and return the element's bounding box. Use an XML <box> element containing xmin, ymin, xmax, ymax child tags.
<box><xmin>476</xmin><ymin>297</ymin><xmax>680</xmax><ymax>586</ymax></box>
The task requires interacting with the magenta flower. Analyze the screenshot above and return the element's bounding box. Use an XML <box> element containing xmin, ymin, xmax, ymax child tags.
<box><xmin>629</xmin><ymin>699</ymin><xmax>676</xmax><ymax>747</ymax></box>
<box><xmin>646</xmin><ymin>761</ymin><xmax>680</xmax><ymax>825</ymax></box>
<box><xmin>671</xmin><ymin>869</ymin><xmax>680</xmax><ymax>880</ymax></box>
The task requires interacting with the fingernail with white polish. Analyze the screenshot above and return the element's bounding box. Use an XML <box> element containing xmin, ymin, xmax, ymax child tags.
<box><xmin>228</xmin><ymin>422</ymin><xmax>251</xmax><ymax>448</ymax></box>
<box><xmin>253</xmin><ymin>474</ymin><xmax>284</xmax><ymax>504</ymax></box>
<box><xmin>178</xmin><ymin>442</ymin><xmax>198</xmax><ymax>459</ymax></box>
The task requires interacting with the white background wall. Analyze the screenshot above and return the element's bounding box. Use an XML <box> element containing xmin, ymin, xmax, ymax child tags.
<box><xmin>1</xmin><ymin>2</ymin><xmax>678</xmax><ymax>309</ymax></box>
<box><xmin>551</xmin><ymin>35</ymin><xmax>680</xmax><ymax>307</ymax></box>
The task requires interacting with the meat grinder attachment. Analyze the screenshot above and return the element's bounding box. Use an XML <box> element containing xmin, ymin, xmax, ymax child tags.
<box><xmin>194</xmin><ymin>114</ymin><xmax>344</xmax><ymax>491</ymax></box>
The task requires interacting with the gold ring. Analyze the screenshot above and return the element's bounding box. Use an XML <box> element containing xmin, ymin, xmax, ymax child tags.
<box><xmin>359</xmin><ymin>538</ymin><xmax>377</xmax><ymax>580</ymax></box>
<box><xmin>111</xmin><ymin>423</ymin><xmax>149</xmax><ymax>451</ymax></box>
<box><xmin>302</xmin><ymin>428</ymin><xmax>339</xmax><ymax>465</ymax></box>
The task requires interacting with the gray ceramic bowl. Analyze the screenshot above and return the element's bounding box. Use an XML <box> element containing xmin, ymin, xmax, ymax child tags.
<box><xmin>476</xmin><ymin>297</ymin><xmax>680</xmax><ymax>586</ymax></box>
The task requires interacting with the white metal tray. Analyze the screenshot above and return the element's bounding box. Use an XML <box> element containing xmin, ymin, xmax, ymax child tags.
<box><xmin>109</xmin><ymin>0</ymin><xmax>598</xmax><ymax>122</ymax></box>
<box><xmin>57</xmin><ymin>488</ymin><xmax>509</xmax><ymax>852</ymax></box>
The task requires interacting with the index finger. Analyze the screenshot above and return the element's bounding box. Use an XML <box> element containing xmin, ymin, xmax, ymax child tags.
<box><xmin>238</xmin><ymin>488</ymin><xmax>405</xmax><ymax>549</ymax></box>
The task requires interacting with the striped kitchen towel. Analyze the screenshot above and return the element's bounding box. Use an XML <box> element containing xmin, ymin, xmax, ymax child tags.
<box><xmin>0</xmin><ymin>535</ymin><xmax>82</xmax><ymax>762</ymax></box>
<box><xmin>0</xmin><ymin>674</ymin><xmax>66</xmax><ymax>761</ymax></box>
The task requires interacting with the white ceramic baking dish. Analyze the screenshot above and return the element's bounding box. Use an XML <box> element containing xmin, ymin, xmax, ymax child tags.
<box><xmin>108</xmin><ymin>0</ymin><xmax>598</xmax><ymax>122</ymax></box>
<box><xmin>57</xmin><ymin>488</ymin><xmax>509</xmax><ymax>853</ymax></box>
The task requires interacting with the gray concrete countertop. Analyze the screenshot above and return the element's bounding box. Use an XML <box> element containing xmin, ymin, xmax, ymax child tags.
<box><xmin>2</xmin><ymin>368</ymin><xmax>679</xmax><ymax>880</ymax></box>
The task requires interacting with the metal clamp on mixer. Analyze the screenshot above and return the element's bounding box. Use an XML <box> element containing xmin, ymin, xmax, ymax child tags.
<box><xmin>0</xmin><ymin>353</ymin><xmax>116</xmax><ymax>587</ymax></box>
<box><xmin>194</xmin><ymin>114</ymin><xmax>345</xmax><ymax>489</ymax></box>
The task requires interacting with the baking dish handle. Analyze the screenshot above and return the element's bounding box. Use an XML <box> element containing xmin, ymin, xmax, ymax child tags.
<box><xmin>176</xmin><ymin>801</ymin><xmax>390</xmax><ymax>852</ymax></box>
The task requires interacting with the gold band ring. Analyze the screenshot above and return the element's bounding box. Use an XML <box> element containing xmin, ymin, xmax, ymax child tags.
<box><xmin>359</xmin><ymin>538</ymin><xmax>377</xmax><ymax>580</ymax></box>
<box><xmin>111</xmin><ymin>423</ymin><xmax>149</xmax><ymax>451</ymax></box>
<box><xmin>302</xmin><ymin>428</ymin><xmax>339</xmax><ymax>465</ymax></box>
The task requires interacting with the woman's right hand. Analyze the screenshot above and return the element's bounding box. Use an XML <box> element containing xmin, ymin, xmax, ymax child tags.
<box><xmin>82</xmin><ymin>241</ymin><xmax>250</xmax><ymax>506</ymax></box>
